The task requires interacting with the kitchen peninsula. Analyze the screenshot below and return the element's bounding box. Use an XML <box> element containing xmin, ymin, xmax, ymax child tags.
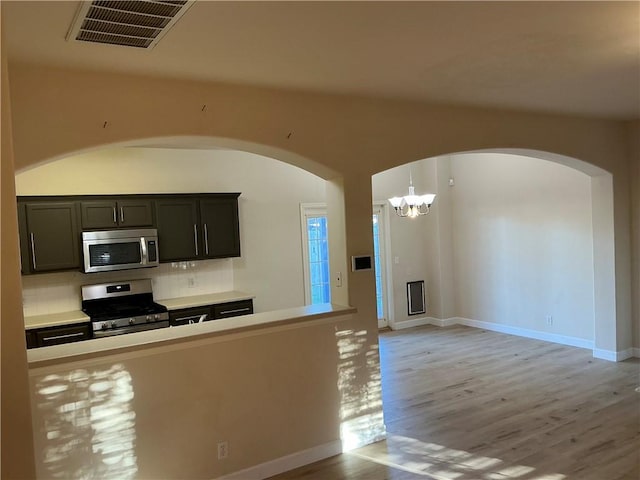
<box><xmin>27</xmin><ymin>302</ymin><xmax>355</xmax><ymax>364</ymax></box>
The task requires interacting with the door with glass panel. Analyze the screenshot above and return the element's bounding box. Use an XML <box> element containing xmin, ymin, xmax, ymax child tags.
<box><xmin>301</xmin><ymin>205</ymin><xmax>331</xmax><ymax>305</ymax></box>
<box><xmin>372</xmin><ymin>204</ymin><xmax>389</xmax><ymax>328</ymax></box>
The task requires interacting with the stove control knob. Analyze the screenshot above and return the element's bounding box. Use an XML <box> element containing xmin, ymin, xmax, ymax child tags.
<box><xmin>146</xmin><ymin>315</ymin><xmax>152</xmax><ymax>322</ymax></box>
<box><xmin>101</xmin><ymin>322</ymin><xmax>108</xmax><ymax>330</ymax></box>
<box><xmin>129</xmin><ymin>318</ymin><xmax>135</xmax><ymax>325</ymax></box>
<box><xmin>154</xmin><ymin>314</ymin><xmax>160</xmax><ymax>321</ymax></box>
<box><xmin>110</xmin><ymin>321</ymin><xmax>117</xmax><ymax>328</ymax></box>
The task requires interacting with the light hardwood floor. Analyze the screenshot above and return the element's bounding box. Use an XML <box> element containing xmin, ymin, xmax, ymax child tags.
<box><xmin>269</xmin><ymin>325</ymin><xmax>640</xmax><ymax>480</ymax></box>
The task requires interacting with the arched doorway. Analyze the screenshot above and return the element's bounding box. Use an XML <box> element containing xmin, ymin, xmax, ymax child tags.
<box><xmin>372</xmin><ymin>149</ymin><xmax>616</xmax><ymax>359</ymax></box>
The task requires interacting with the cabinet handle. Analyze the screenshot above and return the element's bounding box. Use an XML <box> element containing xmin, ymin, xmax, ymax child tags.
<box><xmin>193</xmin><ymin>224</ymin><xmax>199</xmax><ymax>256</ymax></box>
<box><xmin>112</xmin><ymin>207</ymin><xmax>117</xmax><ymax>224</ymax></box>
<box><xmin>30</xmin><ymin>233</ymin><xmax>37</xmax><ymax>270</ymax></box>
<box><xmin>140</xmin><ymin>237</ymin><xmax>148</xmax><ymax>265</ymax></box>
<box><xmin>42</xmin><ymin>331</ymin><xmax>85</xmax><ymax>342</ymax></box>
<box><xmin>204</xmin><ymin>223</ymin><xmax>209</xmax><ymax>255</ymax></box>
<box><xmin>120</xmin><ymin>207</ymin><xmax>125</xmax><ymax>224</ymax></box>
<box><xmin>219</xmin><ymin>307</ymin><xmax>251</xmax><ymax>316</ymax></box>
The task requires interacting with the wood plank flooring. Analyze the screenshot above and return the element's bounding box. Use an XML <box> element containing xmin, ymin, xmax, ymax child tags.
<box><xmin>269</xmin><ymin>325</ymin><xmax>640</xmax><ymax>480</ymax></box>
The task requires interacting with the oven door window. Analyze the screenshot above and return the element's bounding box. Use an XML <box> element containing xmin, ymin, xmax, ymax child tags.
<box><xmin>88</xmin><ymin>242</ymin><xmax>141</xmax><ymax>267</ymax></box>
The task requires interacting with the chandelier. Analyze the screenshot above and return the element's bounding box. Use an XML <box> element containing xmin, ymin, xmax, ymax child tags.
<box><xmin>388</xmin><ymin>171</ymin><xmax>436</xmax><ymax>218</ymax></box>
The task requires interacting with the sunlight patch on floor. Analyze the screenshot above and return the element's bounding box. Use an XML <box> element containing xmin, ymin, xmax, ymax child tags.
<box><xmin>350</xmin><ymin>434</ymin><xmax>567</xmax><ymax>480</ymax></box>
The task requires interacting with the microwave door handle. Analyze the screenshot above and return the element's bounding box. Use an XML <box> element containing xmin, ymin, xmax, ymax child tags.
<box><xmin>140</xmin><ymin>237</ymin><xmax>148</xmax><ymax>265</ymax></box>
<box><xmin>193</xmin><ymin>224</ymin><xmax>199</xmax><ymax>256</ymax></box>
<box><xmin>204</xmin><ymin>223</ymin><xmax>209</xmax><ymax>255</ymax></box>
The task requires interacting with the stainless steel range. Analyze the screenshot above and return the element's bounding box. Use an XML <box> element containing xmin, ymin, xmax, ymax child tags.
<box><xmin>81</xmin><ymin>279</ymin><xmax>169</xmax><ymax>338</ymax></box>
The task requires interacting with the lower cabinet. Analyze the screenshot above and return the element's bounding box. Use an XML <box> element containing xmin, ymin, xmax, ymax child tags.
<box><xmin>213</xmin><ymin>300</ymin><xmax>254</xmax><ymax>319</ymax></box>
<box><xmin>168</xmin><ymin>299</ymin><xmax>253</xmax><ymax>326</ymax></box>
<box><xmin>26</xmin><ymin>323</ymin><xmax>92</xmax><ymax>349</ymax></box>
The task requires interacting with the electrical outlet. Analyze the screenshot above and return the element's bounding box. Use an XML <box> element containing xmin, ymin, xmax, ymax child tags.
<box><xmin>546</xmin><ymin>315</ymin><xmax>553</xmax><ymax>326</ymax></box>
<box><xmin>187</xmin><ymin>277</ymin><xmax>196</xmax><ymax>288</ymax></box>
<box><xmin>217</xmin><ymin>441</ymin><xmax>228</xmax><ymax>460</ymax></box>
<box><xmin>335</xmin><ymin>271</ymin><xmax>342</xmax><ymax>287</ymax></box>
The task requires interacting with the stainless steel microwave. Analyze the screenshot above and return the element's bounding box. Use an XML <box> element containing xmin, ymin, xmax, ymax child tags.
<box><xmin>82</xmin><ymin>228</ymin><xmax>159</xmax><ymax>273</ymax></box>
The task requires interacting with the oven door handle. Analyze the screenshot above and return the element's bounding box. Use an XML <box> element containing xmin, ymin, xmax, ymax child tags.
<box><xmin>140</xmin><ymin>237</ymin><xmax>148</xmax><ymax>265</ymax></box>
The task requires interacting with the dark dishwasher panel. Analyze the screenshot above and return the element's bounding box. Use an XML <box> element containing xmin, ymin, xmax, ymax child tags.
<box><xmin>169</xmin><ymin>306</ymin><xmax>212</xmax><ymax>326</ymax></box>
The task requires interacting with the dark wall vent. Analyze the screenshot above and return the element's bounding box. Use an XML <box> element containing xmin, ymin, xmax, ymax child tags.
<box><xmin>66</xmin><ymin>0</ymin><xmax>195</xmax><ymax>49</ymax></box>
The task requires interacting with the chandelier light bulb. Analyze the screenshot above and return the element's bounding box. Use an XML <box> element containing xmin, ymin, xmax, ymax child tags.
<box><xmin>388</xmin><ymin>169</ymin><xmax>436</xmax><ymax>218</ymax></box>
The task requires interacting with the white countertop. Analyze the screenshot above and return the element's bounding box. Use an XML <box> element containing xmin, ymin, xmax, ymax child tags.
<box><xmin>24</xmin><ymin>311</ymin><xmax>90</xmax><ymax>330</ymax></box>
<box><xmin>27</xmin><ymin>303</ymin><xmax>356</xmax><ymax>365</ymax></box>
<box><xmin>158</xmin><ymin>291</ymin><xmax>254</xmax><ymax>310</ymax></box>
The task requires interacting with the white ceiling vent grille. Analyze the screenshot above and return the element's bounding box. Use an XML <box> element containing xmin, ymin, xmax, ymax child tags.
<box><xmin>67</xmin><ymin>0</ymin><xmax>195</xmax><ymax>49</ymax></box>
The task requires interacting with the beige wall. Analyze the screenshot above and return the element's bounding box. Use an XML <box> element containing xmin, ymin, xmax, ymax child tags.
<box><xmin>1</xmin><ymin>22</ymin><xmax>36</xmax><ymax>479</ymax></box>
<box><xmin>16</xmin><ymin>147</ymin><xmax>327</xmax><ymax>314</ymax></box>
<box><xmin>629</xmin><ymin>121</ymin><xmax>640</xmax><ymax>350</ymax></box>
<box><xmin>450</xmin><ymin>153</ymin><xmax>595</xmax><ymax>338</ymax></box>
<box><xmin>28</xmin><ymin>315</ymin><xmax>355</xmax><ymax>479</ymax></box>
<box><xmin>2</xmin><ymin>60</ymin><xmax>637</xmax><ymax>477</ymax></box>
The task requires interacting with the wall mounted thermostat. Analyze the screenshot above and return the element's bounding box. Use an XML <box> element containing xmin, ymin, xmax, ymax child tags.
<box><xmin>351</xmin><ymin>255</ymin><xmax>373</xmax><ymax>272</ymax></box>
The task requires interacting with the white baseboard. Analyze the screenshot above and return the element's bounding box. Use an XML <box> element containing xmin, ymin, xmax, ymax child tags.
<box><xmin>590</xmin><ymin>349</ymin><xmax>616</xmax><ymax>361</ymax></box>
<box><xmin>455</xmin><ymin>317</ymin><xmax>595</xmax><ymax>350</ymax></box>
<box><xmin>596</xmin><ymin>348</ymin><xmax>640</xmax><ymax>362</ymax></box>
<box><xmin>418</xmin><ymin>316</ymin><xmax>640</xmax><ymax>362</ymax></box>
<box><xmin>391</xmin><ymin>316</ymin><xmax>458</xmax><ymax>329</ymax></box>
<box><xmin>391</xmin><ymin>316</ymin><xmax>433</xmax><ymax>329</ymax></box>
<box><xmin>216</xmin><ymin>440</ymin><xmax>342</xmax><ymax>480</ymax></box>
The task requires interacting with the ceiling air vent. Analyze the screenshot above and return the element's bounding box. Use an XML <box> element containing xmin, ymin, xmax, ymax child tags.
<box><xmin>66</xmin><ymin>0</ymin><xmax>195</xmax><ymax>49</ymax></box>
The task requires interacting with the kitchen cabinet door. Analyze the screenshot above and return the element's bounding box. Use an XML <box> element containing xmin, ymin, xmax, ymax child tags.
<box><xmin>199</xmin><ymin>196</ymin><xmax>241</xmax><ymax>258</ymax></box>
<box><xmin>81</xmin><ymin>199</ymin><xmax>153</xmax><ymax>229</ymax></box>
<box><xmin>212</xmin><ymin>300</ymin><xmax>253</xmax><ymax>319</ymax></box>
<box><xmin>80</xmin><ymin>200</ymin><xmax>118</xmax><ymax>229</ymax></box>
<box><xmin>155</xmin><ymin>198</ymin><xmax>200</xmax><ymax>262</ymax></box>
<box><xmin>117</xmin><ymin>200</ymin><xmax>154</xmax><ymax>227</ymax></box>
<box><xmin>21</xmin><ymin>202</ymin><xmax>80</xmax><ymax>273</ymax></box>
<box><xmin>29</xmin><ymin>323</ymin><xmax>91</xmax><ymax>348</ymax></box>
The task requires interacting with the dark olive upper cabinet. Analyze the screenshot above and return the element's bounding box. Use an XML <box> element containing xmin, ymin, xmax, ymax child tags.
<box><xmin>200</xmin><ymin>197</ymin><xmax>241</xmax><ymax>258</ymax></box>
<box><xmin>18</xmin><ymin>201</ymin><xmax>80</xmax><ymax>274</ymax></box>
<box><xmin>155</xmin><ymin>198</ymin><xmax>200</xmax><ymax>262</ymax></box>
<box><xmin>155</xmin><ymin>194</ymin><xmax>240</xmax><ymax>262</ymax></box>
<box><xmin>81</xmin><ymin>199</ymin><xmax>153</xmax><ymax>230</ymax></box>
<box><xmin>17</xmin><ymin>193</ymin><xmax>240</xmax><ymax>274</ymax></box>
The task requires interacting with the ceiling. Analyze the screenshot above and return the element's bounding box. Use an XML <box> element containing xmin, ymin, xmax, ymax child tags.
<box><xmin>3</xmin><ymin>1</ymin><xmax>639</xmax><ymax>120</ymax></box>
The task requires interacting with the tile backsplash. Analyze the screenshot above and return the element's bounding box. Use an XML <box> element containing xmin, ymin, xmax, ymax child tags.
<box><xmin>22</xmin><ymin>259</ymin><xmax>234</xmax><ymax>317</ymax></box>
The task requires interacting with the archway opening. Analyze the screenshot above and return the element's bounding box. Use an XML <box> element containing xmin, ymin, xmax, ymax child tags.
<box><xmin>372</xmin><ymin>148</ymin><xmax>614</xmax><ymax>357</ymax></box>
<box><xmin>15</xmin><ymin>139</ymin><xmax>343</xmax><ymax>318</ymax></box>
